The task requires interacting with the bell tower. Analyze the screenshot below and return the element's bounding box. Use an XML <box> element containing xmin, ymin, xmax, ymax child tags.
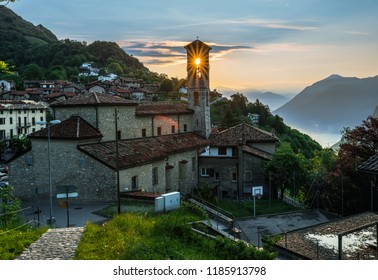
<box><xmin>185</xmin><ymin>39</ymin><xmax>212</xmax><ymax>139</ymax></box>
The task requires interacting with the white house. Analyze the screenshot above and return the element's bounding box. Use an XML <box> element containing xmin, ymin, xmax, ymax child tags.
<box><xmin>0</xmin><ymin>100</ymin><xmax>47</xmax><ymax>140</ymax></box>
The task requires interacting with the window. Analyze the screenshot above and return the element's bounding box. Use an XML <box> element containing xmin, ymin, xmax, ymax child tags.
<box><xmin>10</xmin><ymin>129</ymin><xmax>13</xmax><ymax>138</ymax></box>
<box><xmin>201</xmin><ymin>168</ymin><xmax>214</xmax><ymax>177</ymax></box>
<box><xmin>183</xmin><ymin>124</ymin><xmax>187</xmax><ymax>132</ymax></box>
<box><xmin>142</xmin><ymin>128</ymin><xmax>146</xmax><ymax>137</ymax></box>
<box><xmin>218</xmin><ymin>147</ymin><xmax>227</xmax><ymax>155</ymax></box>
<box><xmin>232</xmin><ymin>147</ymin><xmax>238</xmax><ymax>157</ymax></box>
<box><xmin>157</xmin><ymin>127</ymin><xmax>162</xmax><ymax>136</ymax></box>
<box><xmin>0</xmin><ymin>111</ymin><xmax>3</xmax><ymax>114</ymax></box>
<box><xmin>171</xmin><ymin>125</ymin><xmax>175</xmax><ymax>134</ymax></box>
<box><xmin>215</xmin><ymin>172</ymin><xmax>220</xmax><ymax>181</ymax></box>
<box><xmin>131</xmin><ymin>176</ymin><xmax>138</xmax><ymax>190</ymax></box>
<box><xmin>192</xmin><ymin>157</ymin><xmax>196</xmax><ymax>171</ymax></box>
<box><xmin>40</xmin><ymin>116</ymin><xmax>44</xmax><ymax>122</ymax></box>
<box><xmin>0</xmin><ymin>118</ymin><xmax>5</xmax><ymax>125</ymax></box>
<box><xmin>152</xmin><ymin>167</ymin><xmax>158</xmax><ymax>185</ymax></box>
<box><xmin>9</xmin><ymin>110</ymin><xmax>12</xmax><ymax>114</ymax></box>
<box><xmin>32</xmin><ymin>117</ymin><xmax>35</xmax><ymax>126</ymax></box>
<box><xmin>232</xmin><ymin>172</ymin><xmax>237</xmax><ymax>182</ymax></box>
<box><xmin>24</xmin><ymin>117</ymin><xmax>27</xmax><ymax>125</ymax></box>
<box><xmin>9</xmin><ymin>117</ymin><xmax>12</xmax><ymax>125</ymax></box>
<box><xmin>117</xmin><ymin>130</ymin><xmax>121</xmax><ymax>140</ymax></box>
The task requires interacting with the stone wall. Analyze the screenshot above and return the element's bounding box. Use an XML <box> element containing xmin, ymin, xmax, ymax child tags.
<box><xmin>118</xmin><ymin>150</ymin><xmax>199</xmax><ymax>195</ymax></box>
<box><xmin>9</xmin><ymin>139</ymin><xmax>117</xmax><ymax>202</ymax></box>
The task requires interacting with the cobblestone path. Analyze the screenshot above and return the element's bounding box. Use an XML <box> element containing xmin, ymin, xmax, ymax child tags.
<box><xmin>16</xmin><ymin>227</ymin><xmax>85</xmax><ymax>260</ymax></box>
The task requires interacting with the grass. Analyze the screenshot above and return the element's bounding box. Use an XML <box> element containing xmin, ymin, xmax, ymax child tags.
<box><xmin>75</xmin><ymin>204</ymin><xmax>276</xmax><ymax>260</ymax></box>
<box><xmin>0</xmin><ymin>225</ymin><xmax>48</xmax><ymax>260</ymax></box>
<box><xmin>218</xmin><ymin>198</ymin><xmax>300</xmax><ymax>218</ymax></box>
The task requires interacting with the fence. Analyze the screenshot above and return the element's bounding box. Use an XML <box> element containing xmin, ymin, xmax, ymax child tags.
<box><xmin>0</xmin><ymin>206</ymin><xmax>42</xmax><ymax>235</ymax></box>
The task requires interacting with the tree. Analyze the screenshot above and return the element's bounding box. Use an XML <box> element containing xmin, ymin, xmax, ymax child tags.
<box><xmin>107</xmin><ymin>62</ymin><xmax>123</xmax><ymax>76</ymax></box>
<box><xmin>23</xmin><ymin>63</ymin><xmax>44</xmax><ymax>80</ymax></box>
<box><xmin>159</xmin><ymin>78</ymin><xmax>173</xmax><ymax>93</ymax></box>
<box><xmin>0</xmin><ymin>185</ymin><xmax>21</xmax><ymax>227</ymax></box>
<box><xmin>265</xmin><ymin>142</ymin><xmax>308</xmax><ymax>200</ymax></box>
<box><xmin>326</xmin><ymin>116</ymin><xmax>378</xmax><ymax>215</ymax></box>
<box><xmin>0</xmin><ymin>60</ymin><xmax>14</xmax><ymax>74</ymax></box>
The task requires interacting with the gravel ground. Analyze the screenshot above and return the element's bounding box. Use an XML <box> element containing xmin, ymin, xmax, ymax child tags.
<box><xmin>275</xmin><ymin>212</ymin><xmax>378</xmax><ymax>260</ymax></box>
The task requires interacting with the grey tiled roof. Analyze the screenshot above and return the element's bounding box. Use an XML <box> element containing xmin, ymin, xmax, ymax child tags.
<box><xmin>358</xmin><ymin>154</ymin><xmax>378</xmax><ymax>174</ymax></box>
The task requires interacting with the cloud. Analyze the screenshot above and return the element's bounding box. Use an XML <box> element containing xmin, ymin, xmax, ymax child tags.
<box><xmin>346</xmin><ymin>30</ymin><xmax>370</xmax><ymax>36</ymax></box>
<box><xmin>120</xmin><ymin>40</ymin><xmax>253</xmax><ymax>66</ymax></box>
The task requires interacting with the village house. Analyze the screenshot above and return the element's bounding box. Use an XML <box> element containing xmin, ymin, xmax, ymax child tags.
<box><xmin>0</xmin><ymin>100</ymin><xmax>47</xmax><ymax>141</ymax></box>
<box><xmin>199</xmin><ymin>123</ymin><xmax>278</xmax><ymax>198</ymax></box>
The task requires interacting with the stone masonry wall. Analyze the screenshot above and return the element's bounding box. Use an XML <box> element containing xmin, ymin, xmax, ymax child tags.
<box><xmin>9</xmin><ymin>139</ymin><xmax>117</xmax><ymax>203</ymax></box>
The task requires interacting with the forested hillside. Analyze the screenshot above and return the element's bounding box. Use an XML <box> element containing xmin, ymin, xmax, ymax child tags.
<box><xmin>0</xmin><ymin>7</ymin><xmax>155</xmax><ymax>86</ymax></box>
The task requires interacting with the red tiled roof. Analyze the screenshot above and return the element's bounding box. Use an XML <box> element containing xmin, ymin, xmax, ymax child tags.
<box><xmin>51</xmin><ymin>92</ymin><xmax>137</xmax><ymax>108</ymax></box>
<box><xmin>136</xmin><ymin>102</ymin><xmax>193</xmax><ymax>116</ymax></box>
<box><xmin>210</xmin><ymin>123</ymin><xmax>279</xmax><ymax>146</ymax></box>
<box><xmin>29</xmin><ymin>116</ymin><xmax>102</xmax><ymax>140</ymax></box>
<box><xmin>78</xmin><ymin>132</ymin><xmax>210</xmax><ymax>170</ymax></box>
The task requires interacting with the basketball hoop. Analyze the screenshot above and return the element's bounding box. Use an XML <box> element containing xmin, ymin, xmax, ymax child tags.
<box><xmin>256</xmin><ymin>194</ymin><xmax>262</xmax><ymax>200</ymax></box>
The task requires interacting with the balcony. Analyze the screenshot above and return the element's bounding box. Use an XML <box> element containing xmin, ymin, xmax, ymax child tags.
<box><xmin>17</xmin><ymin>122</ymin><xmax>32</xmax><ymax>128</ymax></box>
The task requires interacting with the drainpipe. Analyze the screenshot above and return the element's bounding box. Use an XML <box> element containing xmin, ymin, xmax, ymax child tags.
<box><xmin>152</xmin><ymin>116</ymin><xmax>155</xmax><ymax>136</ymax></box>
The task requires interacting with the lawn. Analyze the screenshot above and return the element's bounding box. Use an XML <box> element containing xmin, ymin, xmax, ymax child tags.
<box><xmin>218</xmin><ymin>198</ymin><xmax>300</xmax><ymax>218</ymax></box>
<box><xmin>0</xmin><ymin>225</ymin><xmax>47</xmax><ymax>260</ymax></box>
<box><xmin>75</xmin><ymin>204</ymin><xmax>276</xmax><ymax>260</ymax></box>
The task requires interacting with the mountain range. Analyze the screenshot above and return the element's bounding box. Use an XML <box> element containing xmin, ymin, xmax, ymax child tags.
<box><xmin>274</xmin><ymin>74</ymin><xmax>378</xmax><ymax>133</ymax></box>
<box><xmin>216</xmin><ymin>86</ymin><xmax>290</xmax><ymax>111</ymax></box>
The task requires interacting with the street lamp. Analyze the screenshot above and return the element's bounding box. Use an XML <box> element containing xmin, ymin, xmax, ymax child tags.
<box><xmin>36</xmin><ymin>119</ymin><xmax>61</xmax><ymax>225</ymax></box>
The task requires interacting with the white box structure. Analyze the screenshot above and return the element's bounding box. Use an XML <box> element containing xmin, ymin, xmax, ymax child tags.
<box><xmin>155</xmin><ymin>191</ymin><xmax>181</xmax><ymax>212</ymax></box>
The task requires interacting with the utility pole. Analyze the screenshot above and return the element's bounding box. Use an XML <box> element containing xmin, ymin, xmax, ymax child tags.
<box><xmin>115</xmin><ymin>108</ymin><xmax>120</xmax><ymax>214</ymax></box>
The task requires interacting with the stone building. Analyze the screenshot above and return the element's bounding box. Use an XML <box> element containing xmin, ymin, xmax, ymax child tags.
<box><xmin>199</xmin><ymin>123</ymin><xmax>279</xmax><ymax>198</ymax></box>
<box><xmin>8</xmin><ymin>93</ymin><xmax>209</xmax><ymax>202</ymax></box>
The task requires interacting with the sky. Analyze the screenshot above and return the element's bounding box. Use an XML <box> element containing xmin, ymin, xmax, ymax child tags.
<box><xmin>9</xmin><ymin>0</ymin><xmax>378</xmax><ymax>95</ymax></box>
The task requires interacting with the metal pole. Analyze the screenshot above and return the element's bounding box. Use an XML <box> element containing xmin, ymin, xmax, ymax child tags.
<box><xmin>253</xmin><ymin>195</ymin><xmax>256</xmax><ymax>218</ymax></box>
<box><xmin>269</xmin><ymin>171</ymin><xmax>272</xmax><ymax>210</ymax></box>
<box><xmin>47</xmin><ymin>124</ymin><xmax>54</xmax><ymax>225</ymax></box>
<box><xmin>66</xmin><ymin>186</ymin><xmax>69</xmax><ymax>228</ymax></box>
<box><xmin>341</xmin><ymin>175</ymin><xmax>344</xmax><ymax>217</ymax></box>
<box><xmin>115</xmin><ymin>108</ymin><xmax>121</xmax><ymax>214</ymax></box>
<box><xmin>338</xmin><ymin>234</ymin><xmax>343</xmax><ymax>260</ymax></box>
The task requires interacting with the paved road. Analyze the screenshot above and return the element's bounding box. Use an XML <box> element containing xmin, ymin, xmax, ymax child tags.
<box><xmin>237</xmin><ymin>209</ymin><xmax>337</xmax><ymax>247</ymax></box>
<box><xmin>21</xmin><ymin>201</ymin><xmax>110</xmax><ymax>228</ymax></box>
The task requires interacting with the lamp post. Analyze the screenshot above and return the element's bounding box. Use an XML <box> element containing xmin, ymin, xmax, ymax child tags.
<box><xmin>36</xmin><ymin>119</ymin><xmax>61</xmax><ymax>225</ymax></box>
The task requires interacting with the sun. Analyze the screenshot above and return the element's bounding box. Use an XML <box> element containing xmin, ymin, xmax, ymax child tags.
<box><xmin>195</xmin><ymin>58</ymin><xmax>201</xmax><ymax>66</ymax></box>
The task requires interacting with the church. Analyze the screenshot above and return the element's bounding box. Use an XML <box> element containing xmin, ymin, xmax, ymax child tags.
<box><xmin>8</xmin><ymin>39</ymin><xmax>277</xmax><ymax>202</ymax></box>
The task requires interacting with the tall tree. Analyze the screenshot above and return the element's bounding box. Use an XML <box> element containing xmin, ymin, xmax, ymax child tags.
<box><xmin>265</xmin><ymin>142</ymin><xmax>308</xmax><ymax>200</ymax></box>
<box><xmin>326</xmin><ymin>116</ymin><xmax>378</xmax><ymax>215</ymax></box>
